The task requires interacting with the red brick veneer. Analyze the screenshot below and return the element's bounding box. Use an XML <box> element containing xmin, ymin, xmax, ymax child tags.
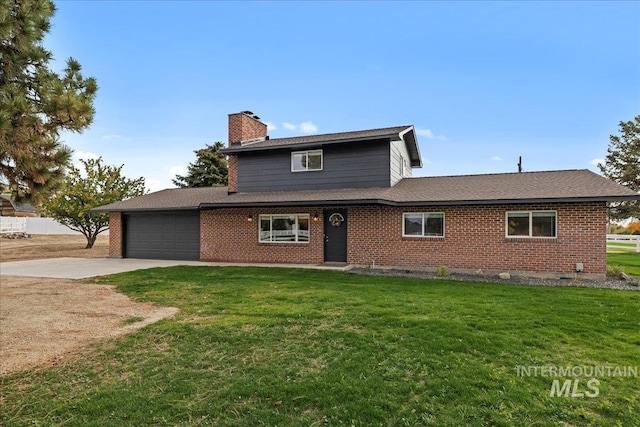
<box><xmin>200</xmin><ymin>207</ymin><xmax>324</xmax><ymax>264</ymax></box>
<box><xmin>227</xmin><ymin>112</ymin><xmax>267</xmax><ymax>193</ymax></box>
<box><xmin>108</xmin><ymin>212</ymin><xmax>123</xmax><ymax>258</ymax></box>
<box><xmin>199</xmin><ymin>202</ymin><xmax>607</xmax><ymax>277</ymax></box>
<box><xmin>227</xmin><ymin>154</ymin><xmax>238</xmax><ymax>193</ymax></box>
<box><xmin>347</xmin><ymin>203</ymin><xmax>607</xmax><ymax>276</ymax></box>
<box><xmin>228</xmin><ymin>112</ymin><xmax>267</xmax><ymax>144</ymax></box>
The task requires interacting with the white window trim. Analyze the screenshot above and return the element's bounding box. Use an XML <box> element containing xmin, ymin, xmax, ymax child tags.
<box><xmin>259</xmin><ymin>214</ymin><xmax>310</xmax><ymax>244</ymax></box>
<box><xmin>402</xmin><ymin>212</ymin><xmax>445</xmax><ymax>238</ymax></box>
<box><xmin>291</xmin><ymin>149</ymin><xmax>323</xmax><ymax>172</ymax></box>
<box><xmin>505</xmin><ymin>210</ymin><xmax>557</xmax><ymax>238</ymax></box>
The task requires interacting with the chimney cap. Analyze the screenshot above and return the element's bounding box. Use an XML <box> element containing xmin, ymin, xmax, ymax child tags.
<box><xmin>241</xmin><ymin>110</ymin><xmax>254</xmax><ymax>115</ymax></box>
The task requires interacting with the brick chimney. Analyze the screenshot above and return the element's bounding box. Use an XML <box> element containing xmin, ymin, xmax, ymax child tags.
<box><xmin>227</xmin><ymin>111</ymin><xmax>267</xmax><ymax>193</ymax></box>
<box><xmin>228</xmin><ymin>111</ymin><xmax>267</xmax><ymax>146</ymax></box>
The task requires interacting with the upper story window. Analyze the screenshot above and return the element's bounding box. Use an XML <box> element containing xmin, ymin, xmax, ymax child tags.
<box><xmin>403</xmin><ymin>212</ymin><xmax>445</xmax><ymax>237</ymax></box>
<box><xmin>291</xmin><ymin>149</ymin><xmax>323</xmax><ymax>172</ymax></box>
<box><xmin>506</xmin><ymin>211</ymin><xmax>557</xmax><ymax>238</ymax></box>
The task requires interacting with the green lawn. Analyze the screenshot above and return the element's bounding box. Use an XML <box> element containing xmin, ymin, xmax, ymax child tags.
<box><xmin>607</xmin><ymin>241</ymin><xmax>638</xmax><ymax>253</ymax></box>
<box><xmin>608</xmin><ymin>252</ymin><xmax>640</xmax><ymax>277</ymax></box>
<box><xmin>2</xmin><ymin>267</ymin><xmax>639</xmax><ymax>426</ymax></box>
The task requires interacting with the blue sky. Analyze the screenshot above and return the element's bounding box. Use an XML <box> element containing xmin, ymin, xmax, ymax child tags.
<box><xmin>47</xmin><ymin>1</ymin><xmax>640</xmax><ymax>192</ymax></box>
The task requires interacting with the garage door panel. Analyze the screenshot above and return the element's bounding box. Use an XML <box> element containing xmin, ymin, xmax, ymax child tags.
<box><xmin>125</xmin><ymin>212</ymin><xmax>200</xmax><ymax>260</ymax></box>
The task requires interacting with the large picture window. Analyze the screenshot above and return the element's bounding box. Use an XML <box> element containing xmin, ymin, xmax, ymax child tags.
<box><xmin>506</xmin><ymin>211</ymin><xmax>556</xmax><ymax>238</ymax></box>
<box><xmin>259</xmin><ymin>214</ymin><xmax>310</xmax><ymax>243</ymax></box>
<box><xmin>403</xmin><ymin>212</ymin><xmax>444</xmax><ymax>237</ymax></box>
<box><xmin>291</xmin><ymin>150</ymin><xmax>323</xmax><ymax>172</ymax></box>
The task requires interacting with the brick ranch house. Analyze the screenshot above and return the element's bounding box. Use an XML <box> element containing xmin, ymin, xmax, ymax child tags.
<box><xmin>95</xmin><ymin>111</ymin><xmax>640</xmax><ymax>279</ymax></box>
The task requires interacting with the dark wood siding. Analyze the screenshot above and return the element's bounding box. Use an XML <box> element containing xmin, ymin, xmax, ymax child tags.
<box><xmin>237</xmin><ymin>140</ymin><xmax>391</xmax><ymax>192</ymax></box>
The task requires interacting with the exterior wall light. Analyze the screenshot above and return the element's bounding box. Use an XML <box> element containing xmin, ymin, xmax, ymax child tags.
<box><xmin>247</xmin><ymin>214</ymin><xmax>254</xmax><ymax>222</ymax></box>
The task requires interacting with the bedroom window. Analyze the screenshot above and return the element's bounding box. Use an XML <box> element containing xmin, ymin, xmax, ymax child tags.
<box><xmin>506</xmin><ymin>211</ymin><xmax>556</xmax><ymax>238</ymax></box>
<box><xmin>403</xmin><ymin>212</ymin><xmax>444</xmax><ymax>237</ymax></box>
<box><xmin>291</xmin><ymin>150</ymin><xmax>323</xmax><ymax>172</ymax></box>
<box><xmin>259</xmin><ymin>214</ymin><xmax>310</xmax><ymax>243</ymax></box>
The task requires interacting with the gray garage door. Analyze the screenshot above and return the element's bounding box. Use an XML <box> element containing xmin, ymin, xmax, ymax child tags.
<box><xmin>124</xmin><ymin>212</ymin><xmax>200</xmax><ymax>260</ymax></box>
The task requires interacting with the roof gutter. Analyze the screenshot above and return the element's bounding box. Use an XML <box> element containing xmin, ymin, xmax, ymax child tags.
<box><xmin>91</xmin><ymin>206</ymin><xmax>200</xmax><ymax>213</ymax></box>
<box><xmin>199</xmin><ymin>195</ymin><xmax>638</xmax><ymax>209</ymax></box>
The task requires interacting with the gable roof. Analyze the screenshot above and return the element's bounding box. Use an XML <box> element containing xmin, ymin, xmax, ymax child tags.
<box><xmin>0</xmin><ymin>195</ymin><xmax>38</xmax><ymax>213</ymax></box>
<box><xmin>94</xmin><ymin>169</ymin><xmax>640</xmax><ymax>212</ymax></box>
<box><xmin>221</xmin><ymin>125</ymin><xmax>422</xmax><ymax>167</ymax></box>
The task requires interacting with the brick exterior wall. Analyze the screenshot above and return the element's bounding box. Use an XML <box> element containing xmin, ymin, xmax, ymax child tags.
<box><xmin>347</xmin><ymin>202</ymin><xmax>607</xmax><ymax>276</ymax></box>
<box><xmin>199</xmin><ymin>202</ymin><xmax>608</xmax><ymax>277</ymax></box>
<box><xmin>227</xmin><ymin>154</ymin><xmax>238</xmax><ymax>193</ymax></box>
<box><xmin>201</xmin><ymin>208</ymin><xmax>324</xmax><ymax>264</ymax></box>
<box><xmin>108</xmin><ymin>212</ymin><xmax>123</xmax><ymax>258</ymax></box>
<box><xmin>228</xmin><ymin>112</ymin><xmax>267</xmax><ymax>144</ymax></box>
<box><xmin>227</xmin><ymin>112</ymin><xmax>267</xmax><ymax>193</ymax></box>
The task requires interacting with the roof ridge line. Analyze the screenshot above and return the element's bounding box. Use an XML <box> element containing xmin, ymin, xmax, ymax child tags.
<box><xmin>262</xmin><ymin>124</ymin><xmax>413</xmax><ymax>143</ymax></box>
<box><xmin>402</xmin><ymin>169</ymin><xmax>586</xmax><ymax>180</ymax></box>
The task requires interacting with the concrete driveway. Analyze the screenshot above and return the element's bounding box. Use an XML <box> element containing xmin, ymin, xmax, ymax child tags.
<box><xmin>0</xmin><ymin>257</ymin><xmax>348</xmax><ymax>279</ymax></box>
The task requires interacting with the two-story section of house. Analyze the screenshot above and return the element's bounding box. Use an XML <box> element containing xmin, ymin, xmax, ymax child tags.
<box><xmin>96</xmin><ymin>111</ymin><xmax>640</xmax><ymax>279</ymax></box>
<box><xmin>224</xmin><ymin>111</ymin><xmax>419</xmax><ymax>193</ymax></box>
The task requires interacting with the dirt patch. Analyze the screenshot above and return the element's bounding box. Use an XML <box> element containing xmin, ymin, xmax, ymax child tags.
<box><xmin>0</xmin><ymin>276</ymin><xmax>178</xmax><ymax>376</ymax></box>
<box><xmin>0</xmin><ymin>235</ymin><xmax>178</xmax><ymax>376</ymax></box>
<box><xmin>0</xmin><ymin>234</ymin><xmax>109</xmax><ymax>262</ymax></box>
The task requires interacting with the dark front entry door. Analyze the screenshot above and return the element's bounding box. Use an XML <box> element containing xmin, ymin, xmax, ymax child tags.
<box><xmin>324</xmin><ymin>209</ymin><xmax>347</xmax><ymax>263</ymax></box>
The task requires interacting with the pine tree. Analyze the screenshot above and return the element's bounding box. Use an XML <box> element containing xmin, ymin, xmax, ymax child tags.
<box><xmin>599</xmin><ymin>115</ymin><xmax>640</xmax><ymax>220</ymax></box>
<box><xmin>172</xmin><ymin>142</ymin><xmax>228</xmax><ymax>188</ymax></box>
<box><xmin>0</xmin><ymin>0</ymin><xmax>98</xmax><ymax>205</ymax></box>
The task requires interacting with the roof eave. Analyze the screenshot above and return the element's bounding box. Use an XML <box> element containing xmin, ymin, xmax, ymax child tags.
<box><xmin>221</xmin><ymin>132</ymin><xmax>403</xmax><ymax>154</ymax></box>
<box><xmin>392</xmin><ymin>195</ymin><xmax>639</xmax><ymax>206</ymax></box>
<box><xmin>398</xmin><ymin>126</ymin><xmax>422</xmax><ymax>168</ymax></box>
<box><xmin>199</xmin><ymin>195</ymin><xmax>637</xmax><ymax>209</ymax></box>
<box><xmin>91</xmin><ymin>206</ymin><xmax>200</xmax><ymax>213</ymax></box>
<box><xmin>199</xmin><ymin>199</ymin><xmax>391</xmax><ymax>209</ymax></box>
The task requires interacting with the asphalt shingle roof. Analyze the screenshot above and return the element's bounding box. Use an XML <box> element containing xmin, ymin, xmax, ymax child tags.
<box><xmin>0</xmin><ymin>195</ymin><xmax>37</xmax><ymax>212</ymax></box>
<box><xmin>94</xmin><ymin>169</ymin><xmax>640</xmax><ymax>212</ymax></box>
<box><xmin>221</xmin><ymin>125</ymin><xmax>413</xmax><ymax>152</ymax></box>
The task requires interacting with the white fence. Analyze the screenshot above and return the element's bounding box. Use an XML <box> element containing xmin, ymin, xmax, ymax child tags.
<box><xmin>0</xmin><ymin>217</ymin><xmax>27</xmax><ymax>233</ymax></box>
<box><xmin>0</xmin><ymin>217</ymin><xmax>109</xmax><ymax>235</ymax></box>
<box><xmin>607</xmin><ymin>234</ymin><xmax>640</xmax><ymax>252</ymax></box>
<box><xmin>607</xmin><ymin>234</ymin><xmax>640</xmax><ymax>242</ymax></box>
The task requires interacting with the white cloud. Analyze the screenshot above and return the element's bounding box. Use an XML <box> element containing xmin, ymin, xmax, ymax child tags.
<box><xmin>265</xmin><ymin>121</ymin><xmax>278</xmax><ymax>131</ymax></box>
<box><xmin>590</xmin><ymin>158</ymin><xmax>604</xmax><ymax>167</ymax></box>
<box><xmin>101</xmin><ymin>134</ymin><xmax>121</xmax><ymax>141</ymax></box>
<box><xmin>145</xmin><ymin>179</ymin><xmax>165</xmax><ymax>193</ymax></box>
<box><xmin>169</xmin><ymin>165</ymin><xmax>188</xmax><ymax>176</ymax></box>
<box><xmin>299</xmin><ymin>121</ymin><xmax>318</xmax><ymax>134</ymax></box>
<box><xmin>415</xmin><ymin>128</ymin><xmax>446</xmax><ymax>140</ymax></box>
<box><xmin>72</xmin><ymin>151</ymin><xmax>100</xmax><ymax>169</ymax></box>
<box><xmin>281</xmin><ymin>121</ymin><xmax>319</xmax><ymax>134</ymax></box>
<box><xmin>491</xmin><ymin>156</ymin><xmax>503</xmax><ymax>161</ymax></box>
